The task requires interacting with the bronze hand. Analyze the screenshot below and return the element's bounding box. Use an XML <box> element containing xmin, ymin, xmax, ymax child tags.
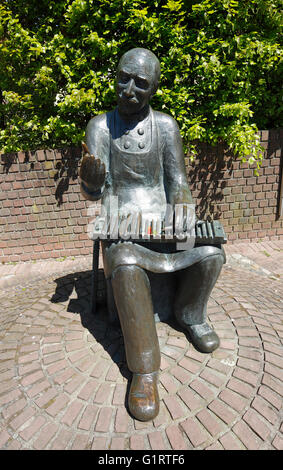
<box><xmin>80</xmin><ymin>142</ymin><xmax>106</xmax><ymax>191</ymax></box>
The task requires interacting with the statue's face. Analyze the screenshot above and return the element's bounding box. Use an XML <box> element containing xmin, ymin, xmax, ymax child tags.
<box><xmin>116</xmin><ymin>53</ymin><xmax>157</xmax><ymax>116</ymax></box>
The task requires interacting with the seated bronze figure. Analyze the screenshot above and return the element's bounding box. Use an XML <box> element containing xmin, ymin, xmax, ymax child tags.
<box><xmin>80</xmin><ymin>48</ymin><xmax>225</xmax><ymax>422</ymax></box>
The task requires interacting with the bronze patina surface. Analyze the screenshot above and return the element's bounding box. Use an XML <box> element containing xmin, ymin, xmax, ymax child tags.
<box><xmin>80</xmin><ymin>48</ymin><xmax>225</xmax><ymax>421</ymax></box>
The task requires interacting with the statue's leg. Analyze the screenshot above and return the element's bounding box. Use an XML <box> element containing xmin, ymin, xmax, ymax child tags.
<box><xmin>111</xmin><ymin>264</ymin><xmax>160</xmax><ymax>421</ymax></box>
<box><xmin>174</xmin><ymin>253</ymin><xmax>224</xmax><ymax>353</ymax></box>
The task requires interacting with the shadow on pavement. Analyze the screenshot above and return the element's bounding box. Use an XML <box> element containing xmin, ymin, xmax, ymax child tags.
<box><xmin>50</xmin><ymin>269</ymin><xmax>131</xmax><ymax>386</ymax></box>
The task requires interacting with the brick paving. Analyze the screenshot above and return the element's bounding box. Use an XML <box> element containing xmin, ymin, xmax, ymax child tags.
<box><xmin>0</xmin><ymin>240</ymin><xmax>282</xmax><ymax>450</ymax></box>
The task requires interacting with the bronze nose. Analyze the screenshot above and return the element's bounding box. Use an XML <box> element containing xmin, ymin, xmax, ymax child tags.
<box><xmin>124</xmin><ymin>78</ymin><xmax>135</xmax><ymax>97</ymax></box>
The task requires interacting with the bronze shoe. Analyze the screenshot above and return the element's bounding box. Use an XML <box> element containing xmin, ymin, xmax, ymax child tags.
<box><xmin>128</xmin><ymin>371</ymin><xmax>159</xmax><ymax>422</ymax></box>
<box><xmin>187</xmin><ymin>322</ymin><xmax>220</xmax><ymax>353</ymax></box>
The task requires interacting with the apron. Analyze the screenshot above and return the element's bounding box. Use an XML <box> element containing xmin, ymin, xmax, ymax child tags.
<box><xmin>103</xmin><ymin>106</ymin><xmax>167</xmax><ymax>220</ymax></box>
<box><xmin>101</xmin><ymin>108</ymin><xmax>225</xmax><ymax>278</ymax></box>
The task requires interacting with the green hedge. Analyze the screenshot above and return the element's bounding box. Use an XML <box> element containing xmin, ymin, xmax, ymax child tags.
<box><xmin>1</xmin><ymin>0</ymin><xmax>282</xmax><ymax>172</ymax></box>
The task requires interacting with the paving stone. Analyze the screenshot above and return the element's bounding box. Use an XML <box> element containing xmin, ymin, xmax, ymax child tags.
<box><xmin>153</xmin><ymin>401</ymin><xmax>171</xmax><ymax>428</ymax></box>
<box><xmin>160</xmin><ymin>356</ymin><xmax>170</xmax><ymax>371</ymax></box>
<box><xmin>180</xmin><ymin>417</ymin><xmax>210</xmax><ymax>447</ymax></box>
<box><xmin>163</xmin><ymin>395</ymin><xmax>185</xmax><ymax>420</ymax></box>
<box><xmin>178</xmin><ymin>357</ymin><xmax>202</xmax><ymax>374</ymax></box>
<box><xmin>53</xmin><ymin>368</ymin><xmax>76</xmax><ymax>386</ymax></box>
<box><xmin>165</xmin><ymin>424</ymin><xmax>188</xmax><ymax>450</ymax></box>
<box><xmin>35</xmin><ymin>388</ymin><xmax>58</xmax><ymax>408</ymax></box>
<box><xmin>207</xmin><ymin>358</ymin><xmax>232</xmax><ymax>375</ymax></box>
<box><xmin>208</xmin><ymin>399</ymin><xmax>237</xmax><ymax>426</ymax></box>
<box><xmin>232</xmin><ymin>419</ymin><xmax>263</xmax><ymax>450</ymax></box>
<box><xmin>26</xmin><ymin>380</ymin><xmax>51</xmax><ymax>398</ymax></box>
<box><xmin>19</xmin><ymin>416</ymin><xmax>46</xmax><ymax>441</ymax></box>
<box><xmin>94</xmin><ymin>382</ymin><xmax>115</xmax><ymax>404</ymax></box>
<box><xmin>71</xmin><ymin>433</ymin><xmax>90</xmax><ymax>450</ymax></box>
<box><xmin>159</xmin><ymin>372</ymin><xmax>179</xmax><ymax>394</ymax></box>
<box><xmin>200</xmin><ymin>368</ymin><xmax>227</xmax><ymax>388</ymax></box>
<box><xmin>90</xmin><ymin>359</ymin><xmax>110</xmax><ymax>379</ymax></box>
<box><xmin>46</xmin><ymin>359</ymin><xmax>70</xmax><ymax>375</ymax></box>
<box><xmin>185</xmin><ymin>348</ymin><xmax>207</xmax><ymax>363</ymax></box>
<box><xmin>177</xmin><ymin>386</ymin><xmax>203</xmax><ymax>411</ymax></box>
<box><xmin>243</xmin><ymin>409</ymin><xmax>271</xmax><ymax>441</ymax></box>
<box><xmin>251</xmin><ymin>396</ymin><xmax>278</xmax><ymax>425</ymax></box>
<box><xmin>45</xmin><ymin>394</ymin><xmax>69</xmax><ymax>417</ymax></box>
<box><xmin>9</xmin><ymin>406</ymin><xmax>36</xmax><ymax>431</ymax></box>
<box><xmin>189</xmin><ymin>379</ymin><xmax>216</xmax><ymax>401</ymax></box>
<box><xmin>106</xmin><ymin>363</ymin><xmax>121</xmax><ymax>382</ymax></box>
<box><xmin>219</xmin><ymin>432</ymin><xmax>245</xmax><ymax>450</ymax></box>
<box><xmin>170</xmin><ymin>365</ymin><xmax>191</xmax><ymax>384</ymax></box>
<box><xmin>161</xmin><ymin>346</ymin><xmax>183</xmax><ymax>361</ymax></box>
<box><xmin>112</xmin><ymin>383</ymin><xmax>127</xmax><ymax>406</ymax></box>
<box><xmin>263</xmin><ymin>342</ymin><xmax>282</xmax><ymax>357</ymax></box>
<box><xmin>0</xmin><ymin>430</ymin><xmax>11</xmax><ymax>447</ymax></box>
<box><xmin>258</xmin><ymin>385</ymin><xmax>282</xmax><ymax>411</ymax></box>
<box><xmin>21</xmin><ymin>370</ymin><xmax>45</xmax><ymax>387</ymax></box>
<box><xmin>272</xmin><ymin>434</ymin><xmax>283</xmax><ymax>450</ymax></box>
<box><xmin>61</xmin><ymin>400</ymin><xmax>84</xmax><ymax>426</ymax></box>
<box><xmin>78</xmin><ymin>404</ymin><xmax>99</xmax><ymax>431</ymax></box>
<box><xmin>92</xmin><ymin>437</ymin><xmax>108</xmax><ymax>450</ymax></box>
<box><xmin>264</xmin><ymin>363</ymin><xmax>283</xmax><ymax>381</ymax></box>
<box><xmin>33</xmin><ymin>423</ymin><xmax>59</xmax><ymax>450</ymax></box>
<box><xmin>232</xmin><ymin>366</ymin><xmax>258</xmax><ymax>387</ymax></box>
<box><xmin>0</xmin><ymin>389</ymin><xmax>22</xmax><ymax>406</ymax></box>
<box><xmin>206</xmin><ymin>441</ymin><xmax>224</xmax><ymax>450</ymax></box>
<box><xmin>6</xmin><ymin>439</ymin><xmax>22</xmax><ymax>450</ymax></box>
<box><xmin>2</xmin><ymin>397</ymin><xmax>28</xmax><ymax>420</ymax></box>
<box><xmin>94</xmin><ymin>407</ymin><xmax>113</xmax><ymax>433</ymax></box>
<box><xmin>148</xmin><ymin>431</ymin><xmax>166</xmax><ymax>450</ymax></box>
<box><xmin>166</xmin><ymin>336</ymin><xmax>187</xmax><ymax>349</ymax></box>
<box><xmin>237</xmin><ymin>357</ymin><xmax>261</xmax><ymax>373</ymax></box>
<box><xmin>219</xmin><ymin>389</ymin><xmax>248</xmax><ymax>413</ymax></box>
<box><xmin>129</xmin><ymin>435</ymin><xmax>145</xmax><ymax>450</ymax></box>
<box><xmin>19</xmin><ymin>362</ymin><xmax>41</xmax><ymax>376</ymax></box>
<box><xmin>110</xmin><ymin>437</ymin><xmax>125</xmax><ymax>450</ymax></box>
<box><xmin>77</xmin><ymin>378</ymin><xmax>98</xmax><ymax>401</ymax></box>
<box><xmin>115</xmin><ymin>407</ymin><xmax>129</xmax><ymax>433</ymax></box>
<box><xmin>262</xmin><ymin>373</ymin><xmax>283</xmax><ymax>396</ymax></box>
<box><xmin>197</xmin><ymin>409</ymin><xmax>225</xmax><ymax>437</ymax></box>
<box><xmin>50</xmin><ymin>429</ymin><xmax>73</xmax><ymax>450</ymax></box>
<box><xmin>227</xmin><ymin>377</ymin><xmax>255</xmax><ymax>399</ymax></box>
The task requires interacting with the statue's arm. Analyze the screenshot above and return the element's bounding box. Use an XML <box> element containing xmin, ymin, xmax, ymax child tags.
<box><xmin>80</xmin><ymin>115</ymin><xmax>109</xmax><ymax>201</ymax></box>
<box><xmin>161</xmin><ymin>114</ymin><xmax>194</xmax><ymax>205</ymax></box>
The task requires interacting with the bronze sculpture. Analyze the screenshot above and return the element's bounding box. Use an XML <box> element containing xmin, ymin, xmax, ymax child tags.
<box><xmin>79</xmin><ymin>48</ymin><xmax>225</xmax><ymax>421</ymax></box>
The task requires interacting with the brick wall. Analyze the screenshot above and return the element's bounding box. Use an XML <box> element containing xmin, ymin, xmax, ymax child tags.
<box><xmin>187</xmin><ymin>129</ymin><xmax>283</xmax><ymax>242</ymax></box>
<box><xmin>0</xmin><ymin>147</ymin><xmax>97</xmax><ymax>263</ymax></box>
<box><xmin>0</xmin><ymin>129</ymin><xmax>282</xmax><ymax>263</ymax></box>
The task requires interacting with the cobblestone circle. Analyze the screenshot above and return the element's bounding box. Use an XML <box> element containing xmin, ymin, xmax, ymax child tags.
<box><xmin>0</xmin><ymin>261</ymin><xmax>282</xmax><ymax>450</ymax></box>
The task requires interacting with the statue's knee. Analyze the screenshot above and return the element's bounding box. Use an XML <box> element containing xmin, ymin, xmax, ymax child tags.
<box><xmin>197</xmin><ymin>252</ymin><xmax>224</xmax><ymax>273</ymax></box>
<box><xmin>112</xmin><ymin>264</ymin><xmax>149</xmax><ymax>287</ymax></box>
<box><xmin>210</xmin><ymin>252</ymin><xmax>224</xmax><ymax>265</ymax></box>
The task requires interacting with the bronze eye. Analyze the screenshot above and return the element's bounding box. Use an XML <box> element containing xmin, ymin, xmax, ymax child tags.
<box><xmin>119</xmin><ymin>72</ymin><xmax>130</xmax><ymax>84</ymax></box>
<box><xmin>135</xmin><ymin>77</ymin><xmax>149</xmax><ymax>90</ymax></box>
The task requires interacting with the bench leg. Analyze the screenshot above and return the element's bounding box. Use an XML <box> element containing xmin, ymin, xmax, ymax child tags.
<box><xmin>91</xmin><ymin>240</ymin><xmax>100</xmax><ymax>315</ymax></box>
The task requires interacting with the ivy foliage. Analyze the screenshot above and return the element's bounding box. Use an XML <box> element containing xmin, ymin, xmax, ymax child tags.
<box><xmin>0</xmin><ymin>0</ymin><xmax>282</xmax><ymax>171</ymax></box>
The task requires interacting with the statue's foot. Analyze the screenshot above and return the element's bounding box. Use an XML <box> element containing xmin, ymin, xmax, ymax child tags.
<box><xmin>128</xmin><ymin>372</ymin><xmax>159</xmax><ymax>422</ymax></box>
<box><xmin>187</xmin><ymin>322</ymin><xmax>220</xmax><ymax>353</ymax></box>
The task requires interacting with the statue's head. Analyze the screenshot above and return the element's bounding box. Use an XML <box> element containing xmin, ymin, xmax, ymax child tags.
<box><xmin>116</xmin><ymin>48</ymin><xmax>161</xmax><ymax>116</ymax></box>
